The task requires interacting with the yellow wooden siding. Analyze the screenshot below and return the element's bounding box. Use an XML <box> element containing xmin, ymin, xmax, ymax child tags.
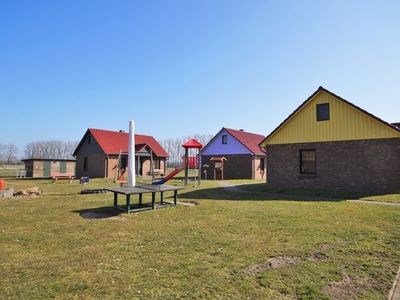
<box><xmin>265</xmin><ymin>91</ymin><xmax>400</xmax><ymax>145</ymax></box>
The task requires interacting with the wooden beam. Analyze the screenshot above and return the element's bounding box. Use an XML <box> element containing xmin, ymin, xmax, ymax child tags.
<box><xmin>184</xmin><ymin>148</ymin><xmax>189</xmax><ymax>186</ymax></box>
<box><xmin>150</xmin><ymin>148</ymin><xmax>154</xmax><ymax>181</ymax></box>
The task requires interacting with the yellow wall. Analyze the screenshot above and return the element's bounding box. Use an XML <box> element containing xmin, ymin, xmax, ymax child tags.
<box><xmin>264</xmin><ymin>90</ymin><xmax>400</xmax><ymax>145</ymax></box>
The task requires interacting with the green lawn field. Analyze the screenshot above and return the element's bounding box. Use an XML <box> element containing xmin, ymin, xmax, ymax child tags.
<box><xmin>1</xmin><ymin>178</ymin><xmax>399</xmax><ymax>299</ymax></box>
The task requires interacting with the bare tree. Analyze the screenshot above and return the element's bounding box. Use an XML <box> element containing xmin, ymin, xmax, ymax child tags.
<box><xmin>0</xmin><ymin>144</ymin><xmax>19</xmax><ymax>164</ymax></box>
<box><xmin>24</xmin><ymin>140</ymin><xmax>78</xmax><ymax>160</ymax></box>
<box><xmin>0</xmin><ymin>144</ymin><xmax>5</xmax><ymax>163</ymax></box>
<box><xmin>4</xmin><ymin>144</ymin><xmax>19</xmax><ymax>164</ymax></box>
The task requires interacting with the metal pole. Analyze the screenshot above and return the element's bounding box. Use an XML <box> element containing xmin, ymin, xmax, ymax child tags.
<box><xmin>128</xmin><ymin>120</ymin><xmax>136</xmax><ymax>187</ymax></box>
<box><xmin>197</xmin><ymin>149</ymin><xmax>201</xmax><ymax>186</ymax></box>
<box><xmin>184</xmin><ymin>148</ymin><xmax>189</xmax><ymax>186</ymax></box>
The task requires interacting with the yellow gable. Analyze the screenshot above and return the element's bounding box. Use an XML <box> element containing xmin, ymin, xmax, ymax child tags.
<box><xmin>263</xmin><ymin>89</ymin><xmax>400</xmax><ymax>146</ymax></box>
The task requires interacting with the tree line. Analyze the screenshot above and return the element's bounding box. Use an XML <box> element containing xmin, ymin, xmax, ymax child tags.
<box><xmin>24</xmin><ymin>140</ymin><xmax>78</xmax><ymax>160</ymax></box>
<box><xmin>1</xmin><ymin>134</ymin><xmax>212</xmax><ymax>166</ymax></box>
<box><xmin>0</xmin><ymin>141</ymin><xmax>78</xmax><ymax>165</ymax></box>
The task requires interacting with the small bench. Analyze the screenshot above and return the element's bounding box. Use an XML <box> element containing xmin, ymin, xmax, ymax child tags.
<box><xmin>52</xmin><ymin>173</ymin><xmax>75</xmax><ymax>183</ymax></box>
<box><xmin>147</xmin><ymin>169</ymin><xmax>165</xmax><ymax>176</ymax></box>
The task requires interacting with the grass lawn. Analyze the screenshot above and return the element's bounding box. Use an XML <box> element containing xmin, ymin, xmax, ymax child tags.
<box><xmin>234</xmin><ymin>181</ymin><xmax>400</xmax><ymax>203</ymax></box>
<box><xmin>1</xmin><ymin>178</ymin><xmax>400</xmax><ymax>299</ymax></box>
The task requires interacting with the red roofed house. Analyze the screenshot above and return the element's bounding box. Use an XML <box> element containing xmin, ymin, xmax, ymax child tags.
<box><xmin>200</xmin><ymin>128</ymin><xmax>266</xmax><ymax>180</ymax></box>
<box><xmin>73</xmin><ymin>128</ymin><xmax>168</xmax><ymax>178</ymax></box>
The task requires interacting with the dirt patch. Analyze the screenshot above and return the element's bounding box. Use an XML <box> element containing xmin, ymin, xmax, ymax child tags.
<box><xmin>323</xmin><ymin>274</ymin><xmax>372</xmax><ymax>299</ymax></box>
<box><xmin>307</xmin><ymin>251</ymin><xmax>328</xmax><ymax>261</ymax></box>
<box><xmin>307</xmin><ymin>244</ymin><xmax>331</xmax><ymax>261</ymax></box>
<box><xmin>243</xmin><ymin>256</ymin><xmax>302</xmax><ymax>275</ymax></box>
<box><xmin>243</xmin><ymin>243</ymin><xmax>337</xmax><ymax>275</ymax></box>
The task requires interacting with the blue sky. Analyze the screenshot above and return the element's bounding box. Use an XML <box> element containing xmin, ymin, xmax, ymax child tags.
<box><xmin>1</xmin><ymin>0</ymin><xmax>400</xmax><ymax>153</ymax></box>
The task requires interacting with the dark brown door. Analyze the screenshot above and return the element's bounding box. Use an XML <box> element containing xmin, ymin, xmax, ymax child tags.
<box><xmin>215</xmin><ymin>169</ymin><xmax>223</xmax><ymax>180</ymax></box>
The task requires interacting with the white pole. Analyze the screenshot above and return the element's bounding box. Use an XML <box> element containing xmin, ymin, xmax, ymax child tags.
<box><xmin>128</xmin><ymin>120</ymin><xmax>136</xmax><ymax>187</ymax></box>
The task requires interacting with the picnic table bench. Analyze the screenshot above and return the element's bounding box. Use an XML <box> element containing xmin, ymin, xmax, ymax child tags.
<box><xmin>146</xmin><ymin>169</ymin><xmax>165</xmax><ymax>176</ymax></box>
<box><xmin>106</xmin><ymin>184</ymin><xmax>184</xmax><ymax>213</ymax></box>
<box><xmin>52</xmin><ymin>172</ymin><xmax>76</xmax><ymax>183</ymax></box>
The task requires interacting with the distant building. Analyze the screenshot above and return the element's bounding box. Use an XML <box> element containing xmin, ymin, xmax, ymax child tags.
<box><xmin>200</xmin><ymin>128</ymin><xmax>266</xmax><ymax>180</ymax></box>
<box><xmin>259</xmin><ymin>86</ymin><xmax>400</xmax><ymax>193</ymax></box>
<box><xmin>73</xmin><ymin>128</ymin><xmax>168</xmax><ymax>178</ymax></box>
<box><xmin>22</xmin><ymin>158</ymin><xmax>76</xmax><ymax>178</ymax></box>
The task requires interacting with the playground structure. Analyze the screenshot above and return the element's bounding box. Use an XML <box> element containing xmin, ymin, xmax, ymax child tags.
<box><xmin>107</xmin><ymin>121</ymin><xmax>189</xmax><ymax>213</ymax></box>
<box><xmin>152</xmin><ymin>138</ymin><xmax>203</xmax><ymax>186</ymax></box>
<box><xmin>113</xmin><ymin>129</ymin><xmax>203</xmax><ymax>186</ymax></box>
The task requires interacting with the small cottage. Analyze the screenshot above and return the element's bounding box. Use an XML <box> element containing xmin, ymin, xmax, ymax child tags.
<box><xmin>73</xmin><ymin>128</ymin><xmax>168</xmax><ymax>178</ymax></box>
<box><xmin>259</xmin><ymin>86</ymin><xmax>400</xmax><ymax>193</ymax></box>
<box><xmin>200</xmin><ymin>128</ymin><xmax>266</xmax><ymax>180</ymax></box>
<box><xmin>22</xmin><ymin>159</ymin><xmax>76</xmax><ymax>178</ymax></box>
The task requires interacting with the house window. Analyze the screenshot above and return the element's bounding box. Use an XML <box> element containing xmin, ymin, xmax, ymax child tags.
<box><xmin>153</xmin><ymin>159</ymin><xmax>161</xmax><ymax>169</ymax></box>
<box><xmin>300</xmin><ymin>150</ymin><xmax>316</xmax><ymax>174</ymax></box>
<box><xmin>83</xmin><ymin>157</ymin><xmax>88</xmax><ymax>171</ymax></box>
<box><xmin>317</xmin><ymin>103</ymin><xmax>330</xmax><ymax>121</ymax></box>
<box><xmin>88</xmin><ymin>135</ymin><xmax>92</xmax><ymax>144</ymax></box>
<box><xmin>120</xmin><ymin>156</ymin><xmax>127</xmax><ymax>170</ymax></box>
<box><xmin>222</xmin><ymin>135</ymin><xmax>228</xmax><ymax>144</ymax></box>
<box><xmin>260</xmin><ymin>157</ymin><xmax>265</xmax><ymax>169</ymax></box>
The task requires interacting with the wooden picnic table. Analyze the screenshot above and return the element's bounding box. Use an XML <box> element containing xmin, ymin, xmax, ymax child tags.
<box><xmin>106</xmin><ymin>184</ymin><xmax>184</xmax><ymax>213</ymax></box>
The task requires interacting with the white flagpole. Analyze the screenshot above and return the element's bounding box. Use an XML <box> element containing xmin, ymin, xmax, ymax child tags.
<box><xmin>128</xmin><ymin>120</ymin><xmax>136</xmax><ymax>187</ymax></box>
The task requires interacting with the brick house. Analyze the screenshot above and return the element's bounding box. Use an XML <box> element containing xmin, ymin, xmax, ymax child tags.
<box><xmin>259</xmin><ymin>87</ymin><xmax>400</xmax><ymax>193</ymax></box>
<box><xmin>200</xmin><ymin>128</ymin><xmax>266</xmax><ymax>180</ymax></box>
<box><xmin>73</xmin><ymin>128</ymin><xmax>168</xmax><ymax>178</ymax></box>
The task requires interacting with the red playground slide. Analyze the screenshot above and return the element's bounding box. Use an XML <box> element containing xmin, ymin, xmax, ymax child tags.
<box><xmin>152</xmin><ymin>166</ymin><xmax>184</xmax><ymax>185</ymax></box>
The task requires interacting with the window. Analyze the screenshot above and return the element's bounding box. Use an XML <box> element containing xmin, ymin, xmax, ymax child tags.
<box><xmin>153</xmin><ymin>159</ymin><xmax>161</xmax><ymax>169</ymax></box>
<box><xmin>88</xmin><ymin>135</ymin><xmax>92</xmax><ymax>144</ymax></box>
<box><xmin>222</xmin><ymin>135</ymin><xmax>228</xmax><ymax>144</ymax></box>
<box><xmin>120</xmin><ymin>156</ymin><xmax>127</xmax><ymax>170</ymax></box>
<box><xmin>260</xmin><ymin>157</ymin><xmax>265</xmax><ymax>170</ymax></box>
<box><xmin>83</xmin><ymin>157</ymin><xmax>88</xmax><ymax>171</ymax></box>
<box><xmin>317</xmin><ymin>103</ymin><xmax>330</xmax><ymax>121</ymax></box>
<box><xmin>300</xmin><ymin>150</ymin><xmax>316</xmax><ymax>174</ymax></box>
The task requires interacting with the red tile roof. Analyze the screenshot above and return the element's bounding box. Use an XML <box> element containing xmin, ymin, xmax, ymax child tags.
<box><xmin>224</xmin><ymin>128</ymin><xmax>266</xmax><ymax>155</ymax></box>
<box><xmin>74</xmin><ymin>128</ymin><xmax>168</xmax><ymax>157</ymax></box>
<box><xmin>182</xmin><ymin>139</ymin><xmax>203</xmax><ymax>149</ymax></box>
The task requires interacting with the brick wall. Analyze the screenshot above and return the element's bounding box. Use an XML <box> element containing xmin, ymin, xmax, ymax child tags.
<box><xmin>66</xmin><ymin>161</ymin><xmax>76</xmax><ymax>175</ymax></box>
<box><xmin>201</xmin><ymin>154</ymin><xmax>253</xmax><ymax>179</ymax></box>
<box><xmin>107</xmin><ymin>156</ymin><xmax>119</xmax><ymax>178</ymax></box>
<box><xmin>266</xmin><ymin>138</ymin><xmax>400</xmax><ymax>193</ymax></box>
<box><xmin>253</xmin><ymin>156</ymin><xmax>266</xmax><ymax>180</ymax></box>
<box><xmin>105</xmin><ymin>156</ymin><xmax>167</xmax><ymax>178</ymax></box>
<box><xmin>32</xmin><ymin>161</ymin><xmax>43</xmax><ymax>177</ymax></box>
<box><xmin>76</xmin><ymin>154</ymin><xmax>106</xmax><ymax>178</ymax></box>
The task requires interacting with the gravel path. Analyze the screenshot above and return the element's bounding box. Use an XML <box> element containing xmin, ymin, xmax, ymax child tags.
<box><xmin>389</xmin><ymin>265</ymin><xmax>400</xmax><ymax>300</ymax></box>
<box><xmin>218</xmin><ymin>181</ymin><xmax>246</xmax><ymax>193</ymax></box>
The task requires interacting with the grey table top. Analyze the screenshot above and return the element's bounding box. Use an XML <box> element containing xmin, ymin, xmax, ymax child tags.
<box><xmin>106</xmin><ymin>184</ymin><xmax>184</xmax><ymax>195</ymax></box>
